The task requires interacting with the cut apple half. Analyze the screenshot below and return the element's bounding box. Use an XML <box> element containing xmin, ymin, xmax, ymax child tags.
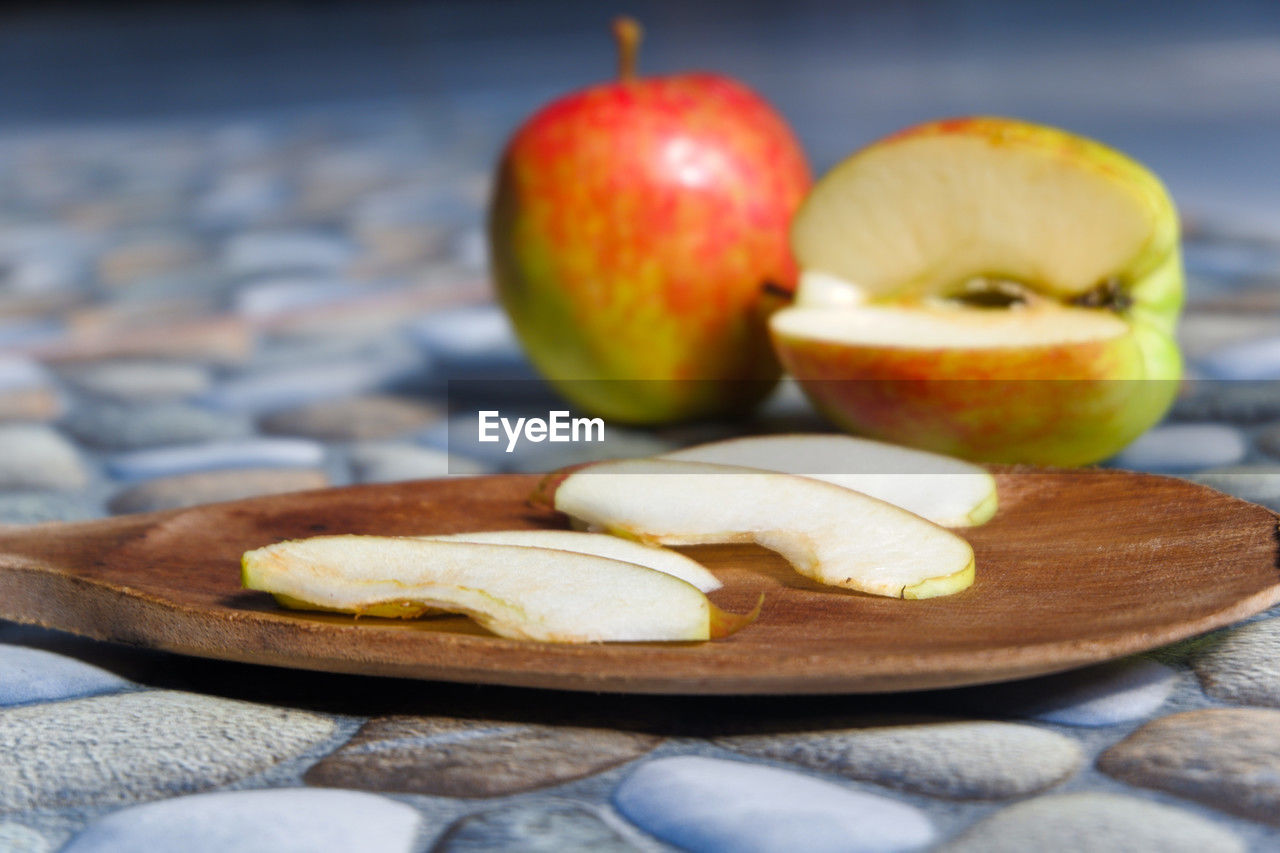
<box><xmin>242</xmin><ymin>536</ymin><xmax>755</xmax><ymax>643</ymax></box>
<box><xmin>662</xmin><ymin>433</ymin><xmax>996</xmax><ymax>527</ymax></box>
<box><xmin>419</xmin><ymin>529</ymin><xmax>721</xmax><ymax>591</ymax></box>
<box><xmin>772</xmin><ymin>117</ymin><xmax>1183</xmax><ymax>466</ymax></box>
<box><xmin>535</xmin><ymin>459</ymin><xmax>975</xmax><ymax>599</ymax></box>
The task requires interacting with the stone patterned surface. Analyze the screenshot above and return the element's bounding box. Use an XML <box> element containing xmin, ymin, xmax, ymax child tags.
<box><xmin>0</xmin><ymin>425</ymin><xmax>88</xmax><ymax>491</ymax></box>
<box><xmin>1172</xmin><ymin>381</ymin><xmax>1280</xmax><ymax>424</ymax></box>
<box><xmin>1252</xmin><ymin>425</ymin><xmax>1280</xmax><ymax>459</ymax></box>
<box><xmin>0</xmin><ymin>5</ymin><xmax>1279</xmax><ymax>848</ymax></box>
<box><xmin>0</xmin><ymin>646</ymin><xmax>130</xmax><ymax>707</ymax></box>
<box><xmin>947</xmin><ymin>658</ymin><xmax>1178</xmax><ymax>727</ymax></box>
<box><xmin>60</xmin><ymin>789</ymin><xmax>421</xmax><ymax>853</ymax></box>
<box><xmin>1097</xmin><ymin>708</ymin><xmax>1280</xmax><ymax>824</ymax></box>
<box><xmin>1196</xmin><ymin>337</ymin><xmax>1280</xmax><ymax>380</ymax></box>
<box><xmin>433</xmin><ymin>803</ymin><xmax>643</xmax><ymax>853</ymax></box>
<box><xmin>1110</xmin><ymin>423</ymin><xmax>1248</xmax><ymax>472</ymax></box>
<box><xmin>259</xmin><ymin>394</ymin><xmax>440</xmax><ymax>440</ymax></box>
<box><xmin>1192</xmin><ymin>618</ymin><xmax>1280</xmax><ymax>708</ymax></box>
<box><xmin>612</xmin><ymin>755</ymin><xmax>936</xmax><ymax>853</ymax></box>
<box><xmin>718</xmin><ymin>718</ymin><xmax>1082</xmax><ymax>799</ymax></box>
<box><xmin>0</xmin><ymin>492</ymin><xmax>99</xmax><ymax>523</ymax></box>
<box><xmin>57</xmin><ymin>360</ymin><xmax>211</xmax><ymax>403</ymax></box>
<box><xmin>104</xmin><ymin>438</ymin><xmax>326</xmax><ymax>481</ymax></box>
<box><xmin>0</xmin><ymin>387</ymin><xmax>63</xmax><ymax>422</ymax></box>
<box><xmin>0</xmin><ymin>691</ymin><xmax>335</xmax><ymax>811</ymax></box>
<box><xmin>0</xmin><ymin>823</ymin><xmax>50</xmax><ymax>853</ymax></box>
<box><xmin>198</xmin><ymin>356</ymin><xmax>425</xmax><ymax>415</ymax></box>
<box><xmin>304</xmin><ymin>715</ymin><xmax>661</xmax><ymax>797</ymax></box>
<box><xmin>107</xmin><ymin>467</ymin><xmax>329</xmax><ymax>513</ymax></box>
<box><xmin>62</xmin><ymin>402</ymin><xmax>251</xmax><ymax>450</ymax></box>
<box><xmin>940</xmin><ymin>793</ymin><xmax>1245</xmax><ymax>853</ymax></box>
<box><xmin>346</xmin><ymin>442</ymin><xmax>489</xmax><ymax>483</ymax></box>
<box><xmin>1187</xmin><ymin>466</ymin><xmax>1280</xmax><ymax>510</ymax></box>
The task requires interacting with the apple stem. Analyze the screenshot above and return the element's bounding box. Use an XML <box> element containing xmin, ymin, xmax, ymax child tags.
<box><xmin>613</xmin><ymin>16</ymin><xmax>643</xmax><ymax>82</ymax></box>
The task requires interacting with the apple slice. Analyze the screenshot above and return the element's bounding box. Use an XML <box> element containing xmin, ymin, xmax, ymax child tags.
<box><xmin>419</xmin><ymin>529</ymin><xmax>721</xmax><ymax>591</ymax></box>
<box><xmin>662</xmin><ymin>433</ymin><xmax>996</xmax><ymax>526</ymax></box>
<box><xmin>242</xmin><ymin>536</ymin><xmax>754</xmax><ymax>643</ymax></box>
<box><xmin>534</xmin><ymin>459</ymin><xmax>975</xmax><ymax>599</ymax></box>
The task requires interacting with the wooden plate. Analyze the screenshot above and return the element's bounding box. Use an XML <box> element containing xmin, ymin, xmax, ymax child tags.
<box><xmin>1</xmin><ymin>469</ymin><xmax>1277</xmax><ymax>694</ymax></box>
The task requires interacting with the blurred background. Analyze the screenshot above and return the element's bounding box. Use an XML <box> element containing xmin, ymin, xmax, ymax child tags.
<box><xmin>2</xmin><ymin>0</ymin><xmax>1277</xmax><ymax>228</ymax></box>
<box><xmin>1</xmin><ymin>0</ymin><xmax>1279</xmax><ymax>518</ymax></box>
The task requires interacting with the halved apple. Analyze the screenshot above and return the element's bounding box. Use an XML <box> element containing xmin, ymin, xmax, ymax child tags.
<box><xmin>662</xmin><ymin>433</ymin><xmax>996</xmax><ymax>526</ymax></box>
<box><xmin>420</xmin><ymin>529</ymin><xmax>721</xmax><ymax>591</ymax></box>
<box><xmin>242</xmin><ymin>536</ymin><xmax>752</xmax><ymax>642</ymax></box>
<box><xmin>535</xmin><ymin>458</ymin><xmax>975</xmax><ymax>599</ymax></box>
<box><xmin>772</xmin><ymin>117</ymin><xmax>1183</xmax><ymax>466</ymax></box>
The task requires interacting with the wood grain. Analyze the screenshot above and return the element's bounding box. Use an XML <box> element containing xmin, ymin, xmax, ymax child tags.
<box><xmin>1</xmin><ymin>469</ymin><xmax>1277</xmax><ymax>694</ymax></box>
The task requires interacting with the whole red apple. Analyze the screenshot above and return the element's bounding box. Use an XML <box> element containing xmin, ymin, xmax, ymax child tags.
<box><xmin>489</xmin><ymin>18</ymin><xmax>811</xmax><ymax>423</ymax></box>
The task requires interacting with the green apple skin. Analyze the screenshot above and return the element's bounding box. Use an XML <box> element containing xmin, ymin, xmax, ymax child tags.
<box><xmin>772</xmin><ymin>117</ymin><xmax>1184</xmax><ymax>466</ymax></box>
<box><xmin>490</xmin><ymin>72</ymin><xmax>811</xmax><ymax>424</ymax></box>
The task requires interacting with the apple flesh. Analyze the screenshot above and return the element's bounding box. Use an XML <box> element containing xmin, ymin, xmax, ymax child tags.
<box><xmin>420</xmin><ymin>529</ymin><xmax>721</xmax><ymax>591</ymax></box>
<box><xmin>772</xmin><ymin>117</ymin><xmax>1183</xmax><ymax>466</ymax></box>
<box><xmin>662</xmin><ymin>433</ymin><xmax>996</xmax><ymax>526</ymax></box>
<box><xmin>535</xmin><ymin>459</ymin><xmax>975</xmax><ymax>599</ymax></box>
<box><xmin>489</xmin><ymin>19</ymin><xmax>810</xmax><ymax>423</ymax></box>
<box><xmin>242</xmin><ymin>536</ymin><xmax>753</xmax><ymax>643</ymax></box>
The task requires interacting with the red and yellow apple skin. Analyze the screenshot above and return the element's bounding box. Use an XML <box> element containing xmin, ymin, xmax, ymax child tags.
<box><xmin>773</xmin><ymin>319</ymin><xmax>1181</xmax><ymax>467</ymax></box>
<box><xmin>490</xmin><ymin>62</ymin><xmax>811</xmax><ymax>424</ymax></box>
<box><xmin>772</xmin><ymin>116</ymin><xmax>1183</xmax><ymax>466</ymax></box>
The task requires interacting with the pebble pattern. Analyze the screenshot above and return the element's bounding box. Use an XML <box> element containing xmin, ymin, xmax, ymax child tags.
<box><xmin>940</xmin><ymin>793</ymin><xmax>1245</xmax><ymax>853</ymax></box>
<box><xmin>612</xmin><ymin>755</ymin><xmax>937</xmax><ymax>853</ymax></box>
<box><xmin>107</xmin><ymin>467</ymin><xmax>329</xmax><ymax>513</ymax></box>
<box><xmin>1188</xmin><ymin>466</ymin><xmax>1280</xmax><ymax>510</ymax></box>
<box><xmin>1192</xmin><ymin>618</ymin><xmax>1280</xmax><ymax>708</ymax></box>
<box><xmin>0</xmin><ymin>690</ymin><xmax>335</xmax><ymax>810</ymax></box>
<box><xmin>0</xmin><ymin>357</ymin><xmax>48</xmax><ymax>392</ymax></box>
<box><xmin>1252</xmin><ymin>424</ymin><xmax>1280</xmax><ymax>459</ymax></box>
<box><xmin>1172</xmin><ymin>380</ymin><xmax>1280</xmax><ymax>424</ymax></box>
<box><xmin>62</xmin><ymin>402</ymin><xmax>251</xmax><ymax>450</ymax></box>
<box><xmin>0</xmin><ymin>646</ymin><xmax>130</xmax><ymax>707</ymax></box>
<box><xmin>409</xmin><ymin>304</ymin><xmax>523</xmax><ymax>367</ymax></box>
<box><xmin>61</xmin><ymin>789</ymin><xmax>421</xmax><ymax>853</ymax></box>
<box><xmin>0</xmin><ymin>424</ymin><xmax>88</xmax><ymax>490</ymax></box>
<box><xmin>0</xmin><ymin>387</ymin><xmax>63</xmax><ymax>422</ymax></box>
<box><xmin>259</xmin><ymin>394</ymin><xmax>440</xmax><ymax>440</ymax></box>
<box><xmin>0</xmin><ymin>24</ymin><xmax>1279</xmax><ymax>847</ymax></box>
<box><xmin>948</xmin><ymin>658</ymin><xmax>1178</xmax><ymax>727</ymax></box>
<box><xmin>198</xmin><ymin>357</ymin><xmax>424</xmax><ymax>414</ymax></box>
<box><xmin>0</xmin><ymin>492</ymin><xmax>98</xmax><ymax>523</ymax></box>
<box><xmin>1110</xmin><ymin>423</ymin><xmax>1248</xmax><ymax>472</ymax></box>
<box><xmin>104</xmin><ymin>437</ymin><xmax>326</xmax><ymax>481</ymax></box>
<box><xmin>0</xmin><ymin>823</ymin><xmax>50</xmax><ymax>853</ymax></box>
<box><xmin>347</xmin><ymin>442</ymin><xmax>488</xmax><ymax>483</ymax></box>
<box><xmin>1196</xmin><ymin>337</ymin><xmax>1280</xmax><ymax>380</ymax></box>
<box><xmin>304</xmin><ymin>715</ymin><xmax>661</xmax><ymax>797</ymax></box>
<box><xmin>434</xmin><ymin>803</ymin><xmax>642</xmax><ymax>852</ymax></box>
<box><xmin>57</xmin><ymin>360</ymin><xmax>211</xmax><ymax>403</ymax></box>
<box><xmin>1097</xmin><ymin>708</ymin><xmax>1280</xmax><ymax>824</ymax></box>
<box><xmin>718</xmin><ymin>719</ymin><xmax>1082</xmax><ymax>799</ymax></box>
